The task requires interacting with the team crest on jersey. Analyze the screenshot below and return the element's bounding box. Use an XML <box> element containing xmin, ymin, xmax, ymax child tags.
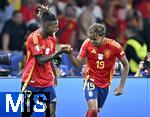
<box><xmin>98</xmin><ymin>53</ymin><xmax>103</xmax><ymax>60</ymax></box>
<box><xmin>35</xmin><ymin>45</ymin><xmax>41</xmax><ymax>52</ymax></box>
<box><xmin>104</xmin><ymin>49</ymin><xmax>111</xmax><ymax>58</ymax></box>
<box><xmin>45</xmin><ymin>48</ymin><xmax>50</xmax><ymax>55</ymax></box>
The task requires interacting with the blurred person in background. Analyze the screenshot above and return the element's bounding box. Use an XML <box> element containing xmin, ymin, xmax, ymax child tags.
<box><xmin>56</xmin><ymin>3</ymin><xmax>78</xmax><ymax>49</ymax></box>
<box><xmin>135</xmin><ymin>52</ymin><xmax>150</xmax><ymax>77</ymax></box>
<box><xmin>104</xmin><ymin>0</ymin><xmax>121</xmax><ymax>42</ymax></box>
<box><xmin>21</xmin><ymin>0</ymin><xmax>38</xmax><ymax>23</ymax></box>
<box><xmin>0</xmin><ymin>0</ymin><xmax>14</xmax><ymax>34</ymax></box>
<box><xmin>1</xmin><ymin>10</ymin><xmax>27</xmax><ymax>51</ymax></box>
<box><xmin>104</xmin><ymin>0</ymin><xmax>130</xmax><ymax>46</ymax></box>
<box><xmin>125</xmin><ymin>10</ymin><xmax>148</xmax><ymax>74</ymax></box>
<box><xmin>133</xmin><ymin>0</ymin><xmax>150</xmax><ymax>51</ymax></box>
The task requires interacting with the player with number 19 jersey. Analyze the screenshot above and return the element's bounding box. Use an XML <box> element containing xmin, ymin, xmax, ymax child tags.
<box><xmin>78</xmin><ymin>37</ymin><xmax>125</xmax><ymax>88</ymax></box>
<box><xmin>22</xmin><ymin>29</ymin><xmax>56</xmax><ymax>87</ymax></box>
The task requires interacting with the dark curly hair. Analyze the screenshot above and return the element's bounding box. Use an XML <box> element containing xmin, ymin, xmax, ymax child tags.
<box><xmin>37</xmin><ymin>5</ymin><xmax>57</xmax><ymax>24</ymax></box>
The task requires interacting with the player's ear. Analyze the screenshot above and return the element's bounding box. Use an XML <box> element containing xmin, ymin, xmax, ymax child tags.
<box><xmin>98</xmin><ymin>24</ymin><xmax>106</xmax><ymax>36</ymax></box>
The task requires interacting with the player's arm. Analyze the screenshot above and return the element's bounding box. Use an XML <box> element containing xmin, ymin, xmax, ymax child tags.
<box><xmin>119</xmin><ymin>55</ymin><xmax>129</xmax><ymax>88</ymax></box>
<box><xmin>69</xmin><ymin>51</ymin><xmax>84</xmax><ymax>67</ymax></box>
<box><xmin>69</xmin><ymin>39</ymin><xmax>88</xmax><ymax>67</ymax></box>
<box><xmin>114</xmin><ymin>55</ymin><xmax>129</xmax><ymax>96</ymax></box>
<box><xmin>35</xmin><ymin>46</ymin><xmax>69</xmax><ymax>65</ymax></box>
<box><xmin>50</xmin><ymin>61</ymin><xmax>58</xmax><ymax>85</ymax></box>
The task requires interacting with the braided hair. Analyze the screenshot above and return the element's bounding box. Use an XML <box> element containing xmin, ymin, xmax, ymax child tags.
<box><xmin>37</xmin><ymin>5</ymin><xmax>57</xmax><ymax>24</ymax></box>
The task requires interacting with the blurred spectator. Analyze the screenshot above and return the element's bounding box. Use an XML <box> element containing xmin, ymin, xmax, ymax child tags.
<box><xmin>104</xmin><ymin>0</ymin><xmax>129</xmax><ymax>46</ymax></box>
<box><xmin>125</xmin><ymin>10</ymin><xmax>148</xmax><ymax>74</ymax></box>
<box><xmin>1</xmin><ymin>10</ymin><xmax>27</xmax><ymax>51</ymax></box>
<box><xmin>26</xmin><ymin>19</ymin><xmax>40</xmax><ymax>35</ymax></box>
<box><xmin>0</xmin><ymin>0</ymin><xmax>14</xmax><ymax>33</ymax></box>
<box><xmin>104</xmin><ymin>1</ymin><xmax>120</xmax><ymax>40</ymax></box>
<box><xmin>135</xmin><ymin>52</ymin><xmax>150</xmax><ymax>77</ymax></box>
<box><xmin>56</xmin><ymin>3</ymin><xmax>78</xmax><ymax>49</ymax></box>
<box><xmin>67</xmin><ymin>0</ymin><xmax>83</xmax><ymax>18</ymax></box>
<box><xmin>92</xmin><ymin>2</ymin><xmax>103</xmax><ymax>23</ymax></box>
<box><xmin>77</xmin><ymin>0</ymin><xmax>97</xmax><ymax>50</ymax></box>
<box><xmin>21</xmin><ymin>0</ymin><xmax>37</xmax><ymax>23</ymax></box>
<box><xmin>133</xmin><ymin>0</ymin><xmax>150</xmax><ymax>51</ymax></box>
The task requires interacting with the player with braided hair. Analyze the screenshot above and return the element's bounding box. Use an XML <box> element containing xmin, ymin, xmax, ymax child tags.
<box><xmin>68</xmin><ymin>23</ymin><xmax>129</xmax><ymax>117</ymax></box>
<box><xmin>21</xmin><ymin>5</ymin><xmax>70</xmax><ymax>117</ymax></box>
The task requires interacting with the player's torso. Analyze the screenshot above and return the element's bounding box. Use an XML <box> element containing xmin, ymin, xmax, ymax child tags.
<box><xmin>86</xmin><ymin>39</ymin><xmax>117</xmax><ymax>87</ymax></box>
<box><xmin>87</xmin><ymin>43</ymin><xmax>116</xmax><ymax>73</ymax></box>
<box><xmin>23</xmin><ymin>32</ymin><xmax>56</xmax><ymax>87</ymax></box>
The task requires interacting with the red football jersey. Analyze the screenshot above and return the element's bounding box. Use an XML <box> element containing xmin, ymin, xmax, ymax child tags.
<box><xmin>78</xmin><ymin>38</ymin><xmax>125</xmax><ymax>88</ymax></box>
<box><xmin>22</xmin><ymin>29</ymin><xmax>56</xmax><ymax>87</ymax></box>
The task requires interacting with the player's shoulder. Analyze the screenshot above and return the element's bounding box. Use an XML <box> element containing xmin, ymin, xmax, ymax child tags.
<box><xmin>82</xmin><ymin>38</ymin><xmax>91</xmax><ymax>46</ymax></box>
<box><xmin>27</xmin><ymin>29</ymin><xmax>41</xmax><ymax>44</ymax></box>
<box><xmin>49</xmin><ymin>33</ymin><xmax>57</xmax><ymax>42</ymax></box>
<box><xmin>84</xmin><ymin>38</ymin><xmax>91</xmax><ymax>43</ymax></box>
<box><xmin>104</xmin><ymin>38</ymin><xmax>121</xmax><ymax>48</ymax></box>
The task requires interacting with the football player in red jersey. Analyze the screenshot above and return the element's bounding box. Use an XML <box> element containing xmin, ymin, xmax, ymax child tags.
<box><xmin>21</xmin><ymin>5</ymin><xmax>70</xmax><ymax>117</ymax></box>
<box><xmin>68</xmin><ymin>23</ymin><xmax>129</xmax><ymax>117</ymax></box>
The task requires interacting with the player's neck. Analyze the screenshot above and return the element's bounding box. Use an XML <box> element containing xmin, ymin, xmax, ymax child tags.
<box><xmin>98</xmin><ymin>37</ymin><xmax>105</xmax><ymax>47</ymax></box>
<box><xmin>39</xmin><ymin>28</ymin><xmax>47</xmax><ymax>38</ymax></box>
<box><xmin>39</xmin><ymin>28</ymin><xmax>53</xmax><ymax>39</ymax></box>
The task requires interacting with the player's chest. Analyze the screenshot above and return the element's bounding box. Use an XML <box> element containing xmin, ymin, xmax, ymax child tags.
<box><xmin>40</xmin><ymin>39</ymin><xmax>55</xmax><ymax>55</ymax></box>
<box><xmin>87</xmin><ymin>46</ymin><xmax>115</xmax><ymax>61</ymax></box>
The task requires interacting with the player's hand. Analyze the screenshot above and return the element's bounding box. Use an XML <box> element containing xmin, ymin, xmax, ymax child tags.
<box><xmin>60</xmin><ymin>44</ymin><xmax>73</xmax><ymax>54</ymax></box>
<box><xmin>113</xmin><ymin>87</ymin><xmax>123</xmax><ymax>96</ymax></box>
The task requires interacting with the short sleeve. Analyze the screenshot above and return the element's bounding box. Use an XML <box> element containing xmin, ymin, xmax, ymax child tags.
<box><xmin>78</xmin><ymin>40</ymin><xmax>88</xmax><ymax>58</ymax></box>
<box><xmin>26</xmin><ymin>34</ymin><xmax>43</xmax><ymax>56</ymax></box>
<box><xmin>113</xmin><ymin>41</ymin><xmax>125</xmax><ymax>59</ymax></box>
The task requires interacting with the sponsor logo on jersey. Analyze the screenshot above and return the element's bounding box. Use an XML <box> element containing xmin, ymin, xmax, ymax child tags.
<box><xmin>91</xmin><ymin>49</ymin><xmax>96</xmax><ymax>54</ymax></box>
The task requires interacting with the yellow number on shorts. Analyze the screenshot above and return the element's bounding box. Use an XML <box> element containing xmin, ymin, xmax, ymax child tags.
<box><xmin>96</xmin><ymin>60</ymin><xmax>104</xmax><ymax>69</ymax></box>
